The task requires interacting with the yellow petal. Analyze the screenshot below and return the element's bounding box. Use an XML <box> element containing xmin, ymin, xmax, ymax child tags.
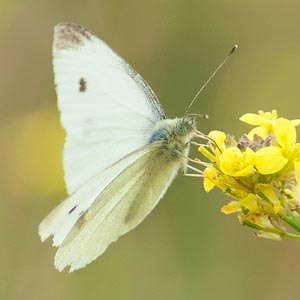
<box><xmin>221</xmin><ymin>201</ymin><xmax>241</xmax><ymax>214</ymax></box>
<box><xmin>240</xmin><ymin>113</ymin><xmax>270</xmax><ymax>126</ymax></box>
<box><xmin>208</xmin><ymin>130</ymin><xmax>226</xmax><ymax>149</ymax></box>
<box><xmin>231</xmin><ymin>189</ymin><xmax>250</xmax><ymax>199</ymax></box>
<box><xmin>255</xmin><ymin>146</ymin><xmax>288</xmax><ymax>174</ymax></box>
<box><xmin>247</xmin><ymin>126</ymin><xmax>269</xmax><ymax>140</ymax></box>
<box><xmin>234</xmin><ymin>165</ymin><xmax>253</xmax><ymax>176</ymax></box>
<box><xmin>274</xmin><ymin>118</ymin><xmax>296</xmax><ymax>150</ymax></box>
<box><xmin>240</xmin><ymin>194</ymin><xmax>259</xmax><ymax>212</ymax></box>
<box><xmin>291</xmin><ymin>119</ymin><xmax>300</xmax><ymax>127</ymax></box>
<box><xmin>258</xmin><ymin>184</ymin><xmax>277</xmax><ymax>200</ymax></box>
<box><xmin>203</xmin><ymin>177</ymin><xmax>215</xmax><ymax>192</ymax></box>
<box><xmin>203</xmin><ymin>167</ymin><xmax>219</xmax><ymax>192</ymax></box>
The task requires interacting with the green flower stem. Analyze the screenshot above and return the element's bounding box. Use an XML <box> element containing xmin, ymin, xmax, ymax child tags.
<box><xmin>243</xmin><ymin>220</ymin><xmax>300</xmax><ymax>240</ymax></box>
<box><xmin>282</xmin><ymin>232</ymin><xmax>300</xmax><ymax>240</ymax></box>
<box><xmin>282</xmin><ymin>211</ymin><xmax>300</xmax><ymax>232</ymax></box>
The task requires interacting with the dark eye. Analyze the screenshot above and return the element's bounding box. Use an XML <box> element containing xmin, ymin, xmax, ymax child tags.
<box><xmin>176</xmin><ymin>124</ymin><xmax>186</xmax><ymax>135</ymax></box>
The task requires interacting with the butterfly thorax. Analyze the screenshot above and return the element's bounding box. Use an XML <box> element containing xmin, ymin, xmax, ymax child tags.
<box><xmin>149</xmin><ymin>117</ymin><xmax>196</xmax><ymax>162</ymax></box>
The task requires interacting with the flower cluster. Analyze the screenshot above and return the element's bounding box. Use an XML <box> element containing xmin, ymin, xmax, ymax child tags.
<box><xmin>198</xmin><ymin>110</ymin><xmax>300</xmax><ymax>240</ymax></box>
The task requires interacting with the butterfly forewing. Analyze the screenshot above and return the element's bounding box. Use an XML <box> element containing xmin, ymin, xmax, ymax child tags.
<box><xmin>53</xmin><ymin>23</ymin><xmax>166</xmax><ymax>194</ymax></box>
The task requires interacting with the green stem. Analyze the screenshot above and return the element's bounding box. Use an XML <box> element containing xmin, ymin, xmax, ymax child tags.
<box><xmin>243</xmin><ymin>220</ymin><xmax>300</xmax><ymax>240</ymax></box>
<box><xmin>282</xmin><ymin>211</ymin><xmax>300</xmax><ymax>232</ymax></box>
<box><xmin>282</xmin><ymin>232</ymin><xmax>300</xmax><ymax>240</ymax></box>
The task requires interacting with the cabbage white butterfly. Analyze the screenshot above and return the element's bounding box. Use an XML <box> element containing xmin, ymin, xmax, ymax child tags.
<box><xmin>39</xmin><ymin>23</ymin><xmax>236</xmax><ymax>272</ymax></box>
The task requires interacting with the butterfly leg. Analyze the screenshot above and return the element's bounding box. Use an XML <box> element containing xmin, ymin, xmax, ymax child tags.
<box><xmin>183</xmin><ymin>165</ymin><xmax>203</xmax><ymax>177</ymax></box>
<box><xmin>190</xmin><ymin>141</ymin><xmax>207</xmax><ymax>147</ymax></box>
<box><xmin>175</xmin><ymin>149</ymin><xmax>204</xmax><ymax>177</ymax></box>
<box><xmin>182</xmin><ymin>164</ymin><xmax>203</xmax><ymax>178</ymax></box>
<box><xmin>183</xmin><ymin>173</ymin><xmax>203</xmax><ymax>178</ymax></box>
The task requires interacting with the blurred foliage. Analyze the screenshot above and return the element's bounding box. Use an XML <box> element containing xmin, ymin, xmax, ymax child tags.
<box><xmin>2</xmin><ymin>0</ymin><xmax>300</xmax><ymax>299</ymax></box>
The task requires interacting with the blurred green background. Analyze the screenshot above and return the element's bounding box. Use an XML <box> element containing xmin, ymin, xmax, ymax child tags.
<box><xmin>2</xmin><ymin>1</ymin><xmax>300</xmax><ymax>299</ymax></box>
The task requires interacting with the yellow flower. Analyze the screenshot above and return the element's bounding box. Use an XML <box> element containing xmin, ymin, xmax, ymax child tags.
<box><xmin>219</xmin><ymin>147</ymin><xmax>255</xmax><ymax>176</ymax></box>
<box><xmin>197</xmin><ymin>110</ymin><xmax>300</xmax><ymax>241</ymax></box>
<box><xmin>240</xmin><ymin>110</ymin><xmax>300</xmax><ymax>141</ymax></box>
<box><xmin>240</xmin><ymin>110</ymin><xmax>278</xmax><ymax>139</ymax></box>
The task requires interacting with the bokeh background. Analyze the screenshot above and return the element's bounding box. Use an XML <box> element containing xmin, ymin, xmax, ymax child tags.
<box><xmin>2</xmin><ymin>1</ymin><xmax>300</xmax><ymax>299</ymax></box>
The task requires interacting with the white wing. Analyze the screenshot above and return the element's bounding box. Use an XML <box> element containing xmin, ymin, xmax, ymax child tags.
<box><xmin>53</xmin><ymin>23</ymin><xmax>166</xmax><ymax>194</ymax></box>
<box><xmin>39</xmin><ymin>144</ymin><xmax>152</xmax><ymax>248</ymax></box>
<box><xmin>52</xmin><ymin>143</ymin><xmax>181</xmax><ymax>272</ymax></box>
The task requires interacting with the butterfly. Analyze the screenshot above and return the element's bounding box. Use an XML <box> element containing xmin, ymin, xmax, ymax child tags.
<box><xmin>39</xmin><ymin>23</ymin><xmax>233</xmax><ymax>272</ymax></box>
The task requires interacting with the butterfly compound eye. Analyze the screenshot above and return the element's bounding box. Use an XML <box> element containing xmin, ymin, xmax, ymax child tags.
<box><xmin>174</xmin><ymin>119</ymin><xmax>189</xmax><ymax>136</ymax></box>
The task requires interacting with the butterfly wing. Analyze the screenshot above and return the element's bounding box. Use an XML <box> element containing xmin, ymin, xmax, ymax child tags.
<box><xmin>53</xmin><ymin>23</ymin><xmax>166</xmax><ymax>194</ymax></box>
<box><xmin>39</xmin><ymin>144</ymin><xmax>153</xmax><ymax>248</ymax></box>
<box><xmin>53</xmin><ymin>143</ymin><xmax>182</xmax><ymax>272</ymax></box>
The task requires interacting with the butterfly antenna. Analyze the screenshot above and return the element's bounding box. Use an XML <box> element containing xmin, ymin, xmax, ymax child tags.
<box><xmin>185</xmin><ymin>45</ymin><xmax>238</xmax><ymax>115</ymax></box>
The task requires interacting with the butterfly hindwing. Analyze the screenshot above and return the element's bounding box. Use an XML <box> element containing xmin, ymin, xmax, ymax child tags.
<box><xmin>39</xmin><ymin>144</ymin><xmax>154</xmax><ymax>248</ymax></box>
<box><xmin>53</xmin><ymin>142</ymin><xmax>181</xmax><ymax>272</ymax></box>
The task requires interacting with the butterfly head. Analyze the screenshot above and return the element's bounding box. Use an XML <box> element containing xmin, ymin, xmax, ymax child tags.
<box><xmin>150</xmin><ymin>117</ymin><xmax>196</xmax><ymax>143</ymax></box>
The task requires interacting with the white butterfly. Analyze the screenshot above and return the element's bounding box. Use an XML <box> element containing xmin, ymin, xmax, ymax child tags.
<box><xmin>39</xmin><ymin>23</ymin><xmax>199</xmax><ymax>272</ymax></box>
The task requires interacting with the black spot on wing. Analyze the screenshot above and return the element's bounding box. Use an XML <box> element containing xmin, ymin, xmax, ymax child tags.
<box><xmin>68</xmin><ymin>205</ymin><xmax>77</xmax><ymax>214</ymax></box>
<box><xmin>79</xmin><ymin>78</ymin><xmax>87</xmax><ymax>92</ymax></box>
